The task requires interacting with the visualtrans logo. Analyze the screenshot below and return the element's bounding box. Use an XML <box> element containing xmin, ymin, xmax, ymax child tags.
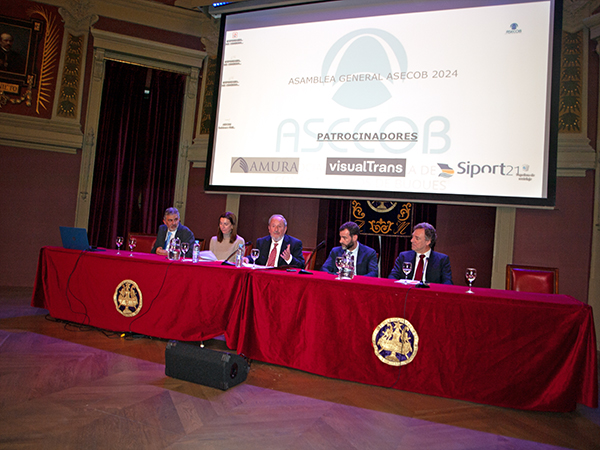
<box><xmin>321</xmin><ymin>29</ymin><xmax>408</xmax><ymax>110</ymax></box>
<box><xmin>326</xmin><ymin>158</ymin><xmax>405</xmax><ymax>177</ymax></box>
<box><xmin>231</xmin><ymin>157</ymin><xmax>299</xmax><ymax>174</ymax></box>
<box><xmin>437</xmin><ymin>162</ymin><xmax>535</xmax><ymax>181</ymax></box>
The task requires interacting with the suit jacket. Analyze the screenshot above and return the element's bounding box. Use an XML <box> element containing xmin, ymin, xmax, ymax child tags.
<box><xmin>151</xmin><ymin>223</ymin><xmax>195</xmax><ymax>258</ymax></box>
<box><xmin>321</xmin><ymin>243</ymin><xmax>378</xmax><ymax>277</ymax></box>
<box><xmin>388</xmin><ymin>250</ymin><xmax>453</xmax><ymax>284</ymax></box>
<box><xmin>252</xmin><ymin>234</ymin><xmax>305</xmax><ymax>268</ymax></box>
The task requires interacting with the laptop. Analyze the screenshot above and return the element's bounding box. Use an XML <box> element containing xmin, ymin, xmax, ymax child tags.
<box><xmin>60</xmin><ymin>226</ymin><xmax>98</xmax><ymax>251</ymax></box>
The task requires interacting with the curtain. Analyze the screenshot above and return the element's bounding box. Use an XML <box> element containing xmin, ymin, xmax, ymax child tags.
<box><xmin>88</xmin><ymin>60</ymin><xmax>186</xmax><ymax>249</ymax></box>
<box><xmin>321</xmin><ymin>199</ymin><xmax>436</xmax><ymax>277</ymax></box>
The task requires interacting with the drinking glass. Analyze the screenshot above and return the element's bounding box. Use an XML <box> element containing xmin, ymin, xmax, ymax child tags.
<box><xmin>250</xmin><ymin>248</ymin><xmax>260</xmax><ymax>269</ymax></box>
<box><xmin>466</xmin><ymin>268</ymin><xmax>477</xmax><ymax>293</ymax></box>
<box><xmin>116</xmin><ymin>236</ymin><xmax>123</xmax><ymax>254</ymax></box>
<box><xmin>128</xmin><ymin>237</ymin><xmax>137</xmax><ymax>256</ymax></box>
<box><xmin>181</xmin><ymin>242</ymin><xmax>189</xmax><ymax>261</ymax></box>
<box><xmin>401</xmin><ymin>261</ymin><xmax>412</xmax><ymax>284</ymax></box>
<box><xmin>335</xmin><ymin>256</ymin><xmax>344</xmax><ymax>279</ymax></box>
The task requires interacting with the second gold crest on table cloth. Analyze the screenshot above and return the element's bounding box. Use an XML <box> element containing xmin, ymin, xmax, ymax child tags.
<box><xmin>372</xmin><ymin>318</ymin><xmax>418</xmax><ymax>366</ymax></box>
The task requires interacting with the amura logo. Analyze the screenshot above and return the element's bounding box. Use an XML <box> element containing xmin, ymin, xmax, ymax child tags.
<box><xmin>231</xmin><ymin>157</ymin><xmax>299</xmax><ymax>174</ymax></box>
<box><xmin>321</xmin><ymin>29</ymin><xmax>408</xmax><ymax>110</ymax></box>
<box><xmin>438</xmin><ymin>163</ymin><xmax>454</xmax><ymax>178</ymax></box>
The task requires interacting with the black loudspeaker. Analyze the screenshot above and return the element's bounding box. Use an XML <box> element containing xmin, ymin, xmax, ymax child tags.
<box><xmin>165</xmin><ymin>341</ymin><xmax>249</xmax><ymax>390</ymax></box>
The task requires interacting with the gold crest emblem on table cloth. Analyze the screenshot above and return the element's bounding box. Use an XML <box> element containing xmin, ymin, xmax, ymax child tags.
<box><xmin>372</xmin><ymin>318</ymin><xmax>419</xmax><ymax>366</ymax></box>
<box><xmin>113</xmin><ymin>280</ymin><xmax>143</xmax><ymax>317</ymax></box>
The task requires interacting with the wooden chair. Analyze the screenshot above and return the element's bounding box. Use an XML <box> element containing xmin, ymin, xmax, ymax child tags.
<box><xmin>127</xmin><ymin>233</ymin><xmax>157</xmax><ymax>253</ymax></box>
<box><xmin>506</xmin><ymin>264</ymin><xmax>559</xmax><ymax>294</ymax></box>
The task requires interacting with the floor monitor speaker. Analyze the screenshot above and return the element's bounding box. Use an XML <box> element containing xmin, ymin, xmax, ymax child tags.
<box><xmin>165</xmin><ymin>341</ymin><xmax>249</xmax><ymax>390</ymax></box>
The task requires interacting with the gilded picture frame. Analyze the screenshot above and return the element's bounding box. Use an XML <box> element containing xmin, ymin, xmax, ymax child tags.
<box><xmin>0</xmin><ymin>15</ymin><xmax>44</xmax><ymax>94</ymax></box>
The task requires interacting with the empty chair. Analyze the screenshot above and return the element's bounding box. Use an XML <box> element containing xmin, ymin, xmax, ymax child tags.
<box><xmin>127</xmin><ymin>233</ymin><xmax>157</xmax><ymax>253</ymax></box>
<box><xmin>506</xmin><ymin>264</ymin><xmax>559</xmax><ymax>294</ymax></box>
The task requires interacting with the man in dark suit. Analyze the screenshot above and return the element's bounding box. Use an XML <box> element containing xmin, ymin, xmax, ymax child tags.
<box><xmin>389</xmin><ymin>222</ymin><xmax>452</xmax><ymax>284</ymax></box>
<box><xmin>151</xmin><ymin>207</ymin><xmax>195</xmax><ymax>258</ymax></box>
<box><xmin>251</xmin><ymin>214</ymin><xmax>305</xmax><ymax>268</ymax></box>
<box><xmin>322</xmin><ymin>221</ymin><xmax>378</xmax><ymax>277</ymax></box>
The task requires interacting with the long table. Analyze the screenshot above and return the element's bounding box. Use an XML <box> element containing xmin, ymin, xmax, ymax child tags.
<box><xmin>32</xmin><ymin>246</ymin><xmax>598</xmax><ymax>412</ymax></box>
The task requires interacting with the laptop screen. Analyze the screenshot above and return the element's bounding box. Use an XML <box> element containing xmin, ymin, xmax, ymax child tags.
<box><xmin>60</xmin><ymin>226</ymin><xmax>92</xmax><ymax>251</ymax></box>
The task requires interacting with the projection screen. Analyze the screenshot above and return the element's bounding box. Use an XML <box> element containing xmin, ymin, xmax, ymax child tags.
<box><xmin>205</xmin><ymin>0</ymin><xmax>561</xmax><ymax>207</ymax></box>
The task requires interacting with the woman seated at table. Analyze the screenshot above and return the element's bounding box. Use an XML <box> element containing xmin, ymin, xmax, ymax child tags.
<box><xmin>209</xmin><ymin>212</ymin><xmax>245</xmax><ymax>262</ymax></box>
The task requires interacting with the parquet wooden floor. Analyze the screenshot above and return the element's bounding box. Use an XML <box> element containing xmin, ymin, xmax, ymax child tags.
<box><xmin>0</xmin><ymin>286</ymin><xmax>598</xmax><ymax>450</ymax></box>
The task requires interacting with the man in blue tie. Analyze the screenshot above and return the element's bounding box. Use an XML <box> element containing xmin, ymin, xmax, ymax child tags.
<box><xmin>388</xmin><ymin>222</ymin><xmax>453</xmax><ymax>284</ymax></box>
<box><xmin>321</xmin><ymin>221</ymin><xmax>379</xmax><ymax>277</ymax></box>
<box><xmin>151</xmin><ymin>207</ymin><xmax>195</xmax><ymax>258</ymax></box>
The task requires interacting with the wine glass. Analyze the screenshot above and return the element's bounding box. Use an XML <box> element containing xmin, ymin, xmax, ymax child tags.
<box><xmin>116</xmin><ymin>236</ymin><xmax>123</xmax><ymax>254</ymax></box>
<box><xmin>466</xmin><ymin>268</ymin><xmax>477</xmax><ymax>293</ymax></box>
<box><xmin>335</xmin><ymin>256</ymin><xmax>344</xmax><ymax>279</ymax></box>
<box><xmin>250</xmin><ymin>248</ymin><xmax>260</xmax><ymax>269</ymax></box>
<box><xmin>128</xmin><ymin>237</ymin><xmax>137</xmax><ymax>256</ymax></box>
<box><xmin>181</xmin><ymin>242</ymin><xmax>189</xmax><ymax>261</ymax></box>
<box><xmin>401</xmin><ymin>261</ymin><xmax>412</xmax><ymax>284</ymax></box>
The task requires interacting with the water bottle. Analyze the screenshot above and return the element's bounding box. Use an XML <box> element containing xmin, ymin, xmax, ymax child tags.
<box><xmin>341</xmin><ymin>251</ymin><xmax>354</xmax><ymax>279</ymax></box>
<box><xmin>235</xmin><ymin>244</ymin><xmax>243</xmax><ymax>267</ymax></box>
<box><xmin>348</xmin><ymin>254</ymin><xmax>355</xmax><ymax>279</ymax></box>
<box><xmin>192</xmin><ymin>240</ymin><xmax>200</xmax><ymax>263</ymax></box>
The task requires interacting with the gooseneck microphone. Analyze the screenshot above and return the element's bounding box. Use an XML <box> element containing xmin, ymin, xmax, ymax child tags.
<box><xmin>222</xmin><ymin>241</ymin><xmax>252</xmax><ymax>265</ymax></box>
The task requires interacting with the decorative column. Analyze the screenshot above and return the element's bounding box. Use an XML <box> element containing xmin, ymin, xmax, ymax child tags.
<box><xmin>583</xmin><ymin>9</ymin><xmax>600</xmax><ymax>351</ymax></box>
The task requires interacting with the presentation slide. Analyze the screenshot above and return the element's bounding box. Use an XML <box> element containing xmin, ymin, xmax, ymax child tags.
<box><xmin>207</xmin><ymin>0</ymin><xmax>558</xmax><ymax>206</ymax></box>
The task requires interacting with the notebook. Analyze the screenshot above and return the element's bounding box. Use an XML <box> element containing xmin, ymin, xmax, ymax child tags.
<box><xmin>60</xmin><ymin>226</ymin><xmax>95</xmax><ymax>251</ymax></box>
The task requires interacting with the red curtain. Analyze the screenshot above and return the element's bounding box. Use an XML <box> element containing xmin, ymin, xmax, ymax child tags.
<box><xmin>320</xmin><ymin>199</ymin><xmax>436</xmax><ymax>277</ymax></box>
<box><xmin>88</xmin><ymin>60</ymin><xmax>186</xmax><ymax>248</ymax></box>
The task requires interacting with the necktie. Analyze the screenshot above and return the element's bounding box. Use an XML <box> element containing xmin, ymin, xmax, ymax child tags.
<box><xmin>266</xmin><ymin>242</ymin><xmax>279</xmax><ymax>266</ymax></box>
<box><xmin>414</xmin><ymin>254</ymin><xmax>425</xmax><ymax>282</ymax></box>
<box><xmin>165</xmin><ymin>231</ymin><xmax>172</xmax><ymax>250</ymax></box>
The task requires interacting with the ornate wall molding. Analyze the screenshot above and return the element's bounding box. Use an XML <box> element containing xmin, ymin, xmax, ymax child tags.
<box><xmin>0</xmin><ymin>112</ymin><xmax>82</xmax><ymax>153</ymax></box>
<box><xmin>563</xmin><ymin>0</ymin><xmax>600</xmax><ymax>33</ymax></box>
<box><xmin>91</xmin><ymin>29</ymin><xmax>206</xmax><ymax>69</ymax></box>
<box><xmin>37</xmin><ymin>0</ymin><xmax>212</xmax><ymax>40</ymax></box>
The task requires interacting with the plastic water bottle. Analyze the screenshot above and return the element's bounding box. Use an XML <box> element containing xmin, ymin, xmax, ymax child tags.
<box><xmin>348</xmin><ymin>254</ymin><xmax>355</xmax><ymax>279</ymax></box>
<box><xmin>192</xmin><ymin>240</ymin><xmax>200</xmax><ymax>263</ymax></box>
<box><xmin>235</xmin><ymin>244</ymin><xmax>243</xmax><ymax>267</ymax></box>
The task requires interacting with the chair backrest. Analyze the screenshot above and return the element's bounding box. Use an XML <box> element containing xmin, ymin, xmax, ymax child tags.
<box><xmin>244</xmin><ymin>242</ymin><xmax>253</xmax><ymax>257</ymax></box>
<box><xmin>506</xmin><ymin>264</ymin><xmax>558</xmax><ymax>294</ymax></box>
<box><xmin>303</xmin><ymin>249</ymin><xmax>316</xmax><ymax>270</ymax></box>
<box><xmin>128</xmin><ymin>233</ymin><xmax>157</xmax><ymax>253</ymax></box>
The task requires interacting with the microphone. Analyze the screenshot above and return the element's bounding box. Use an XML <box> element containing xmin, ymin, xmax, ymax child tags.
<box><xmin>314</xmin><ymin>240</ymin><xmax>326</xmax><ymax>251</ymax></box>
<box><xmin>222</xmin><ymin>241</ymin><xmax>252</xmax><ymax>265</ymax></box>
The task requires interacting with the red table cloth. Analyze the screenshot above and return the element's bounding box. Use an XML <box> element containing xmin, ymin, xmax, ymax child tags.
<box><xmin>32</xmin><ymin>247</ymin><xmax>597</xmax><ymax>411</ymax></box>
<box><xmin>228</xmin><ymin>268</ymin><xmax>597</xmax><ymax>412</ymax></box>
<box><xmin>32</xmin><ymin>247</ymin><xmax>249</xmax><ymax>341</ymax></box>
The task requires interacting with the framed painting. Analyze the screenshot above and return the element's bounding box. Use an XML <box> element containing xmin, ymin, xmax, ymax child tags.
<box><xmin>0</xmin><ymin>15</ymin><xmax>44</xmax><ymax>94</ymax></box>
